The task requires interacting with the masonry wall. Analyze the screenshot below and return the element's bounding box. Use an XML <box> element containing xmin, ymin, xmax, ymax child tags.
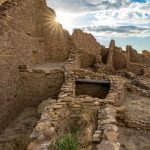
<box><xmin>72</xmin><ymin>29</ymin><xmax>102</xmax><ymax>68</ymax></box>
<box><xmin>127</xmin><ymin>47</ymin><xmax>150</xmax><ymax>65</ymax></box>
<box><xmin>21</xmin><ymin>70</ymin><xmax>64</xmax><ymax>107</ymax></box>
<box><xmin>0</xmin><ymin>0</ymin><xmax>46</xmax><ymax>131</ymax></box>
<box><xmin>101</xmin><ymin>48</ymin><xmax>109</xmax><ymax>64</ymax></box>
<box><xmin>43</xmin><ymin>30</ymin><xmax>72</xmax><ymax>62</ymax></box>
<box><xmin>113</xmin><ymin>49</ymin><xmax>127</xmax><ymax>71</ymax></box>
<box><xmin>142</xmin><ymin>51</ymin><xmax>150</xmax><ymax>65</ymax></box>
<box><xmin>39</xmin><ymin>6</ymin><xmax>72</xmax><ymax>62</ymax></box>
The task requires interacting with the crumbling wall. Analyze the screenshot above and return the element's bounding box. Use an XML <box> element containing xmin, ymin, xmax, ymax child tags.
<box><xmin>101</xmin><ymin>48</ymin><xmax>109</xmax><ymax>64</ymax></box>
<box><xmin>72</xmin><ymin>29</ymin><xmax>102</xmax><ymax>68</ymax></box>
<box><xmin>143</xmin><ymin>50</ymin><xmax>150</xmax><ymax>58</ymax></box>
<box><xmin>0</xmin><ymin>0</ymin><xmax>46</xmax><ymax>130</ymax></box>
<box><xmin>127</xmin><ymin>46</ymin><xmax>143</xmax><ymax>63</ymax></box>
<box><xmin>39</xmin><ymin>5</ymin><xmax>72</xmax><ymax>62</ymax></box>
<box><xmin>142</xmin><ymin>50</ymin><xmax>150</xmax><ymax>65</ymax></box>
<box><xmin>113</xmin><ymin>49</ymin><xmax>127</xmax><ymax>71</ymax></box>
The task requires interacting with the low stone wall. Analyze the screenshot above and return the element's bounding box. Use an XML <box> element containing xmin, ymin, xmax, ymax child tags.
<box><xmin>94</xmin><ymin>105</ymin><xmax>120</xmax><ymax>150</ymax></box>
<box><xmin>26</xmin><ymin>31</ymin><xmax>128</xmax><ymax>150</ymax></box>
<box><xmin>92</xmin><ymin>76</ymin><xmax>126</xmax><ymax>150</ymax></box>
<box><xmin>27</xmin><ymin>69</ymin><xmax>126</xmax><ymax>150</ymax></box>
<box><xmin>28</xmin><ymin>101</ymin><xmax>70</xmax><ymax>150</ymax></box>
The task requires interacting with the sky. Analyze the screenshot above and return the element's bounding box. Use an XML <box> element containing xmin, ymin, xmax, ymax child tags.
<box><xmin>47</xmin><ymin>0</ymin><xmax>150</xmax><ymax>52</ymax></box>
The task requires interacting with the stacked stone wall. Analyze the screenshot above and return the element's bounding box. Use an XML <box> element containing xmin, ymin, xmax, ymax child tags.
<box><xmin>72</xmin><ymin>29</ymin><xmax>102</xmax><ymax>68</ymax></box>
<box><xmin>113</xmin><ymin>49</ymin><xmax>127</xmax><ymax>71</ymax></box>
<box><xmin>20</xmin><ymin>69</ymin><xmax>64</xmax><ymax>107</ymax></box>
<box><xmin>39</xmin><ymin>6</ymin><xmax>72</xmax><ymax>62</ymax></box>
<box><xmin>0</xmin><ymin>0</ymin><xmax>46</xmax><ymax>130</ymax></box>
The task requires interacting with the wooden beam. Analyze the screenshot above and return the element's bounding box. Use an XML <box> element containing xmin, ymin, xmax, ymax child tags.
<box><xmin>75</xmin><ymin>79</ymin><xmax>110</xmax><ymax>84</ymax></box>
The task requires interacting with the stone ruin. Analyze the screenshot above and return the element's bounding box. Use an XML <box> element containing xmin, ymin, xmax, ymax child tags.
<box><xmin>0</xmin><ymin>0</ymin><xmax>150</xmax><ymax>150</ymax></box>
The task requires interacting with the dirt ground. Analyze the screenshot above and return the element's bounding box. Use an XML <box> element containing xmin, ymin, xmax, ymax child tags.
<box><xmin>0</xmin><ymin>107</ymin><xmax>40</xmax><ymax>150</ymax></box>
<box><xmin>123</xmin><ymin>91</ymin><xmax>150</xmax><ymax>129</ymax></box>
<box><xmin>118</xmin><ymin>90</ymin><xmax>150</xmax><ymax>150</ymax></box>
<box><xmin>119</xmin><ymin>127</ymin><xmax>150</xmax><ymax>150</ymax></box>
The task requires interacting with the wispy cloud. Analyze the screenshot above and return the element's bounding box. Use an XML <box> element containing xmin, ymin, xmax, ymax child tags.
<box><xmin>47</xmin><ymin>0</ymin><xmax>150</xmax><ymax>49</ymax></box>
<box><xmin>82</xmin><ymin>25</ymin><xmax>150</xmax><ymax>37</ymax></box>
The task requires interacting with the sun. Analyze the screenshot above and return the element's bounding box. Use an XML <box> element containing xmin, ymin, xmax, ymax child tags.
<box><xmin>55</xmin><ymin>12</ymin><xmax>73</xmax><ymax>32</ymax></box>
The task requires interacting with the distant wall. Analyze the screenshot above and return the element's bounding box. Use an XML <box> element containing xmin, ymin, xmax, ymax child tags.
<box><xmin>113</xmin><ymin>49</ymin><xmax>127</xmax><ymax>70</ymax></box>
<box><xmin>72</xmin><ymin>29</ymin><xmax>102</xmax><ymax>68</ymax></box>
<box><xmin>126</xmin><ymin>46</ymin><xmax>150</xmax><ymax>67</ymax></box>
<box><xmin>129</xmin><ymin>49</ymin><xmax>143</xmax><ymax>64</ymax></box>
<box><xmin>101</xmin><ymin>48</ymin><xmax>109</xmax><ymax>64</ymax></box>
<box><xmin>142</xmin><ymin>50</ymin><xmax>150</xmax><ymax>65</ymax></box>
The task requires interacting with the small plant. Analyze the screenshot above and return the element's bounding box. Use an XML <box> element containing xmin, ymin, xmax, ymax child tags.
<box><xmin>55</xmin><ymin>133</ymin><xmax>79</xmax><ymax>150</ymax></box>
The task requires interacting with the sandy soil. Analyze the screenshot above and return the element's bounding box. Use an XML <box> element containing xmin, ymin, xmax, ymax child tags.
<box><xmin>119</xmin><ymin>127</ymin><xmax>150</xmax><ymax>150</ymax></box>
<box><xmin>123</xmin><ymin>91</ymin><xmax>150</xmax><ymax>128</ymax></box>
<box><xmin>0</xmin><ymin>107</ymin><xmax>40</xmax><ymax>150</ymax></box>
<box><xmin>118</xmin><ymin>90</ymin><xmax>150</xmax><ymax>150</ymax></box>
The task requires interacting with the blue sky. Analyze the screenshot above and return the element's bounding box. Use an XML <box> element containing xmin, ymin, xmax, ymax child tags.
<box><xmin>47</xmin><ymin>0</ymin><xmax>150</xmax><ymax>52</ymax></box>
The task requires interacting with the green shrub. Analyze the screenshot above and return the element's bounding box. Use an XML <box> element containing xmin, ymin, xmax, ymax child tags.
<box><xmin>55</xmin><ymin>133</ymin><xmax>79</xmax><ymax>150</ymax></box>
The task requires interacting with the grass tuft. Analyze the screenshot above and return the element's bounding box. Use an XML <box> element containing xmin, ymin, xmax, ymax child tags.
<box><xmin>55</xmin><ymin>133</ymin><xmax>79</xmax><ymax>150</ymax></box>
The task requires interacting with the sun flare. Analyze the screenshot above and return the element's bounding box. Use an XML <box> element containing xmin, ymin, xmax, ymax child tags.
<box><xmin>55</xmin><ymin>12</ymin><xmax>73</xmax><ymax>32</ymax></box>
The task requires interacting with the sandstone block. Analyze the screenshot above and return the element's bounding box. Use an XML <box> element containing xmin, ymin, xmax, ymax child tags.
<box><xmin>37</xmin><ymin>99</ymin><xmax>55</xmax><ymax>114</ymax></box>
<box><xmin>96</xmin><ymin>141</ymin><xmax>120</xmax><ymax>150</ymax></box>
<box><xmin>35</xmin><ymin>122</ymin><xmax>51</xmax><ymax>132</ymax></box>
<box><xmin>61</xmin><ymin>96</ymin><xmax>74</xmax><ymax>102</ymax></box>
<box><xmin>115</xmin><ymin>106</ymin><xmax>126</xmax><ymax>114</ymax></box>
<box><xmin>43</xmin><ymin>128</ymin><xmax>55</xmax><ymax>140</ymax></box>
<box><xmin>92</xmin><ymin>133</ymin><xmax>101</xmax><ymax>142</ymax></box>
<box><xmin>53</xmin><ymin>104</ymin><xmax>63</xmax><ymax>109</ymax></box>
<box><xmin>103</xmin><ymin>130</ymin><xmax>119</xmax><ymax>142</ymax></box>
<box><xmin>27</xmin><ymin>142</ymin><xmax>37</xmax><ymax>150</ymax></box>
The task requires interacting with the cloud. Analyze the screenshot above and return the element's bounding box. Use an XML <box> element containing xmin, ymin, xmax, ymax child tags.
<box><xmin>47</xmin><ymin>0</ymin><xmax>130</xmax><ymax>13</ymax></box>
<box><xmin>81</xmin><ymin>25</ymin><xmax>150</xmax><ymax>37</ymax></box>
<box><xmin>47</xmin><ymin>0</ymin><xmax>150</xmax><ymax>38</ymax></box>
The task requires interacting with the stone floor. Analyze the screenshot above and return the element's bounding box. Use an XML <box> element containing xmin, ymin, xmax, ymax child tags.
<box><xmin>31</xmin><ymin>62</ymin><xmax>65</xmax><ymax>72</ymax></box>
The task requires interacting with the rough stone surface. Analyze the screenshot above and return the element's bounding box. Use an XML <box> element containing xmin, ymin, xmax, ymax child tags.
<box><xmin>96</xmin><ymin>141</ymin><xmax>120</xmax><ymax>150</ymax></box>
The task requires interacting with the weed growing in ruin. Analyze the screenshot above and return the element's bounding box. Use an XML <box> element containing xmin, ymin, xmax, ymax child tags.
<box><xmin>49</xmin><ymin>110</ymin><xmax>96</xmax><ymax>150</ymax></box>
<box><xmin>55</xmin><ymin>133</ymin><xmax>79</xmax><ymax>150</ymax></box>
